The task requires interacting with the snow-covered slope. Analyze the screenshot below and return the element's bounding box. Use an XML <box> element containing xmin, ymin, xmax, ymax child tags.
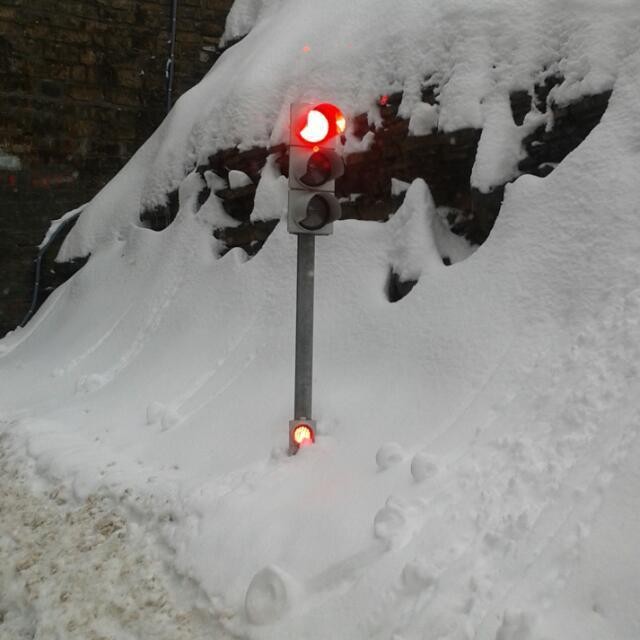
<box><xmin>2</xmin><ymin>2</ymin><xmax>640</xmax><ymax>638</ymax></box>
<box><xmin>55</xmin><ymin>0</ymin><xmax>640</xmax><ymax>260</ymax></box>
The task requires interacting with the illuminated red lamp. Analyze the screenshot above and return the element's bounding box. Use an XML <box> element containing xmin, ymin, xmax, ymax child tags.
<box><xmin>296</xmin><ymin>103</ymin><xmax>346</xmax><ymax>146</ymax></box>
<box><xmin>289</xmin><ymin>419</ymin><xmax>316</xmax><ymax>454</ymax></box>
<box><xmin>294</xmin><ymin>424</ymin><xmax>313</xmax><ymax>446</ymax></box>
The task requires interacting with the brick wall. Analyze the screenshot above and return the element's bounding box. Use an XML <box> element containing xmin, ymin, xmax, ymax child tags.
<box><xmin>142</xmin><ymin>87</ymin><xmax>610</xmax><ymax>267</ymax></box>
<box><xmin>0</xmin><ymin>0</ymin><xmax>234</xmax><ymax>336</ymax></box>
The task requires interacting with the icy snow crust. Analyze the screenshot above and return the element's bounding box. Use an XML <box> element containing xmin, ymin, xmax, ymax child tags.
<box><xmin>2</xmin><ymin>2</ymin><xmax>640</xmax><ymax>638</ymax></box>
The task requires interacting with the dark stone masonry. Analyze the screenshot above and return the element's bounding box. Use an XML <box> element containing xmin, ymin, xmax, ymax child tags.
<box><xmin>143</xmin><ymin>84</ymin><xmax>611</xmax><ymax>262</ymax></box>
<box><xmin>0</xmin><ymin>0</ymin><xmax>612</xmax><ymax>334</ymax></box>
<box><xmin>0</xmin><ymin>0</ymin><xmax>234</xmax><ymax>336</ymax></box>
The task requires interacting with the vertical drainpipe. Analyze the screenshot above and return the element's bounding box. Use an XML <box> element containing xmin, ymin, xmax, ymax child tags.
<box><xmin>166</xmin><ymin>0</ymin><xmax>179</xmax><ymax>114</ymax></box>
<box><xmin>164</xmin><ymin>0</ymin><xmax>179</xmax><ymax>227</ymax></box>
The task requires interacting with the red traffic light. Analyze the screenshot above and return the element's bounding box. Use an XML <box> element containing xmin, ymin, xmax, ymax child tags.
<box><xmin>293</xmin><ymin>423</ymin><xmax>313</xmax><ymax>446</ymax></box>
<box><xmin>295</xmin><ymin>103</ymin><xmax>346</xmax><ymax>145</ymax></box>
<box><xmin>287</xmin><ymin>102</ymin><xmax>344</xmax><ymax>235</ymax></box>
<box><xmin>289</xmin><ymin>419</ymin><xmax>316</xmax><ymax>454</ymax></box>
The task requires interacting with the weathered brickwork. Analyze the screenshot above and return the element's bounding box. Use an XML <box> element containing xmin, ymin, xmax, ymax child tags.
<box><xmin>141</xmin><ymin>85</ymin><xmax>611</xmax><ymax>265</ymax></box>
<box><xmin>0</xmin><ymin>0</ymin><xmax>234</xmax><ymax>336</ymax></box>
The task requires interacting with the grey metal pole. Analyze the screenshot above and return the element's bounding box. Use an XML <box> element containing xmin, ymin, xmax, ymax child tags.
<box><xmin>294</xmin><ymin>234</ymin><xmax>315</xmax><ymax>419</ymax></box>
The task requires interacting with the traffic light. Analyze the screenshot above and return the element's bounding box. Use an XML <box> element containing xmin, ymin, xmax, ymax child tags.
<box><xmin>288</xmin><ymin>103</ymin><xmax>346</xmax><ymax>235</ymax></box>
<box><xmin>289</xmin><ymin>418</ymin><xmax>316</xmax><ymax>454</ymax></box>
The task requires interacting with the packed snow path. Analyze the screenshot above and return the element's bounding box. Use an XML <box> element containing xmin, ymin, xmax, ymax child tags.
<box><xmin>0</xmin><ymin>436</ymin><xmax>231</xmax><ymax>640</ymax></box>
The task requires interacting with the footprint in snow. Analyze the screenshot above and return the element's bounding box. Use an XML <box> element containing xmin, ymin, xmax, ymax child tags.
<box><xmin>146</xmin><ymin>402</ymin><xmax>181</xmax><ymax>431</ymax></box>
<box><xmin>400</xmin><ymin>559</ymin><xmax>437</xmax><ymax>594</ymax></box>
<box><xmin>245</xmin><ymin>565</ymin><xmax>302</xmax><ymax>625</ymax></box>
<box><xmin>75</xmin><ymin>373</ymin><xmax>109</xmax><ymax>394</ymax></box>
<box><xmin>374</xmin><ymin>496</ymin><xmax>425</xmax><ymax>550</ymax></box>
<box><xmin>376</xmin><ymin>442</ymin><xmax>405</xmax><ymax>470</ymax></box>
<box><xmin>410</xmin><ymin>452</ymin><xmax>438</xmax><ymax>482</ymax></box>
<box><xmin>495</xmin><ymin>610</ymin><xmax>536</xmax><ymax>640</ymax></box>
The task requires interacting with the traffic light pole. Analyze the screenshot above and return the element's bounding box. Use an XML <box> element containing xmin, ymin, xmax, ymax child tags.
<box><xmin>288</xmin><ymin>101</ymin><xmax>345</xmax><ymax>452</ymax></box>
<box><xmin>294</xmin><ymin>234</ymin><xmax>315</xmax><ymax>420</ymax></box>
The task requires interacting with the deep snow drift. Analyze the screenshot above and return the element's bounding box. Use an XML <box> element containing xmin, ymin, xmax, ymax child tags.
<box><xmin>2</xmin><ymin>1</ymin><xmax>640</xmax><ymax>639</ymax></box>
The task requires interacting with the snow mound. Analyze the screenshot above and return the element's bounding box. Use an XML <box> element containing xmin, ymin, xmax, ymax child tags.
<box><xmin>2</xmin><ymin>2</ymin><xmax>640</xmax><ymax>639</ymax></box>
<box><xmin>388</xmin><ymin>179</ymin><xmax>444</xmax><ymax>282</ymax></box>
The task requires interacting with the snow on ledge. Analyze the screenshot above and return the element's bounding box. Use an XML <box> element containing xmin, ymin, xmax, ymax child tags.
<box><xmin>58</xmin><ymin>0</ymin><xmax>640</xmax><ymax>261</ymax></box>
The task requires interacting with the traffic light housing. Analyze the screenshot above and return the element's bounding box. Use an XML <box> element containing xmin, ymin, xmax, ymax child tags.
<box><xmin>288</xmin><ymin>103</ymin><xmax>345</xmax><ymax>235</ymax></box>
<box><xmin>289</xmin><ymin>418</ymin><xmax>316</xmax><ymax>454</ymax></box>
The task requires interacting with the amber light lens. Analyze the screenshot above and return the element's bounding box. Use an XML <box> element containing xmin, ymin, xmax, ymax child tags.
<box><xmin>300</xmin><ymin>151</ymin><xmax>333</xmax><ymax>187</ymax></box>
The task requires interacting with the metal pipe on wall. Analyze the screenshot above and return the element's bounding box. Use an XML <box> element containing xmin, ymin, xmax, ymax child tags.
<box><xmin>166</xmin><ymin>0</ymin><xmax>179</xmax><ymax>114</ymax></box>
<box><xmin>21</xmin><ymin>207</ymin><xmax>84</xmax><ymax>327</ymax></box>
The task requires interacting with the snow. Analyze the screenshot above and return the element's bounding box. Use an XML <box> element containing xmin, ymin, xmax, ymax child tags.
<box><xmin>471</xmin><ymin>94</ymin><xmax>545</xmax><ymax>192</ymax></box>
<box><xmin>228</xmin><ymin>169</ymin><xmax>253</xmax><ymax>189</ymax></box>
<box><xmin>55</xmin><ymin>0</ymin><xmax>640</xmax><ymax>261</ymax></box>
<box><xmin>388</xmin><ymin>179</ymin><xmax>444</xmax><ymax>282</ymax></box>
<box><xmin>245</xmin><ymin>565</ymin><xmax>301</xmax><ymax>625</ymax></box>
<box><xmin>388</xmin><ymin>179</ymin><xmax>475</xmax><ymax>272</ymax></box>
<box><xmin>2</xmin><ymin>1</ymin><xmax>640</xmax><ymax>638</ymax></box>
<box><xmin>0</xmin><ymin>436</ymin><xmax>228</xmax><ymax>640</ymax></box>
<box><xmin>375</xmin><ymin>442</ymin><xmax>406</xmax><ymax>471</ymax></box>
<box><xmin>199</xmin><ymin>171</ymin><xmax>242</xmax><ymax>233</ymax></box>
<box><xmin>408</xmin><ymin>102</ymin><xmax>439</xmax><ymax>136</ymax></box>
<box><xmin>410</xmin><ymin>452</ymin><xmax>438</xmax><ymax>483</ymax></box>
<box><xmin>38</xmin><ymin>204</ymin><xmax>85</xmax><ymax>250</ymax></box>
<box><xmin>250</xmin><ymin>155</ymin><xmax>288</xmax><ymax>223</ymax></box>
<box><xmin>432</xmin><ymin>209</ymin><xmax>477</xmax><ymax>263</ymax></box>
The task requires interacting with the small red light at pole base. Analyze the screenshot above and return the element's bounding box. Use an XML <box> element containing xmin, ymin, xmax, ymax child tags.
<box><xmin>294</xmin><ymin>424</ymin><xmax>312</xmax><ymax>446</ymax></box>
<box><xmin>289</xmin><ymin>419</ymin><xmax>316</xmax><ymax>454</ymax></box>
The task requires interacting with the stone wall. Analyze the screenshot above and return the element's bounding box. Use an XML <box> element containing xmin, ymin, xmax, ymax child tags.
<box><xmin>141</xmin><ymin>84</ymin><xmax>611</xmax><ymax>264</ymax></box>
<box><xmin>0</xmin><ymin>0</ymin><xmax>234</xmax><ymax>336</ymax></box>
